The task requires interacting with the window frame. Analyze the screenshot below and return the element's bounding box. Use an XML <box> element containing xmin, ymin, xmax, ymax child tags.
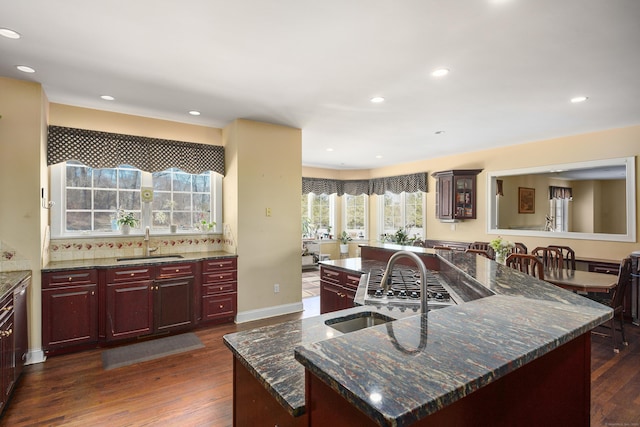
<box><xmin>50</xmin><ymin>162</ymin><xmax>222</xmax><ymax>237</ymax></box>
<box><xmin>301</xmin><ymin>192</ymin><xmax>336</xmax><ymax>239</ymax></box>
<box><xmin>342</xmin><ymin>193</ymin><xmax>368</xmax><ymax>240</ymax></box>
<box><xmin>377</xmin><ymin>191</ymin><xmax>425</xmax><ymax>240</ymax></box>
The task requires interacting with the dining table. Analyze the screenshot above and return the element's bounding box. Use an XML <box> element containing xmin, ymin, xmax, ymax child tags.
<box><xmin>543</xmin><ymin>268</ymin><xmax>617</xmax><ymax>293</ymax></box>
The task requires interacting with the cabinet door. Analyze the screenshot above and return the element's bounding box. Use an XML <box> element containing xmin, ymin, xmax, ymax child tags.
<box><xmin>202</xmin><ymin>293</ymin><xmax>237</xmax><ymax>323</ymax></box>
<box><xmin>320</xmin><ymin>282</ymin><xmax>344</xmax><ymax>314</ymax></box>
<box><xmin>42</xmin><ymin>285</ymin><xmax>98</xmax><ymax>350</ymax></box>
<box><xmin>154</xmin><ymin>277</ymin><xmax>194</xmax><ymax>333</ymax></box>
<box><xmin>0</xmin><ymin>301</ymin><xmax>14</xmax><ymax>413</ymax></box>
<box><xmin>105</xmin><ymin>280</ymin><xmax>153</xmax><ymax>341</ymax></box>
<box><xmin>437</xmin><ymin>175</ymin><xmax>454</xmax><ymax>219</ymax></box>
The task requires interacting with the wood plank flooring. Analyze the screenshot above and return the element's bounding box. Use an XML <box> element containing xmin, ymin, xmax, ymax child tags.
<box><xmin>3</xmin><ymin>303</ymin><xmax>639</xmax><ymax>426</ymax></box>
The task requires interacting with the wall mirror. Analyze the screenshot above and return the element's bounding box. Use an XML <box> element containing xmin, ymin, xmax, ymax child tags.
<box><xmin>487</xmin><ymin>156</ymin><xmax>636</xmax><ymax>242</ymax></box>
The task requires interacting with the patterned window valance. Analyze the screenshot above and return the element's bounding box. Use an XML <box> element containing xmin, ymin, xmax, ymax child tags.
<box><xmin>47</xmin><ymin>125</ymin><xmax>225</xmax><ymax>175</ymax></box>
<box><xmin>302</xmin><ymin>172</ymin><xmax>427</xmax><ymax>196</ymax></box>
<box><xmin>549</xmin><ymin>186</ymin><xmax>573</xmax><ymax>200</ymax></box>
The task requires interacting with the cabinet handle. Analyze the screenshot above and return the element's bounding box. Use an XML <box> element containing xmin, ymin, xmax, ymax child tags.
<box><xmin>0</xmin><ymin>329</ymin><xmax>12</xmax><ymax>337</ymax></box>
<box><xmin>219</xmin><ymin>287</ymin><xmax>224</xmax><ymax>291</ymax></box>
<box><xmin>1</xmin><ymin>306</ymin><xmax>13</xmax><ymax>312</ymax></box>
<box><xmin>68</xmin><ymin>277</ymin><xmax>73</xmax><ymax>281</ymax></box>
<box><xmin>219</xmin><ymin>275</ymin><xmax>224</xmax><ymax>279</ymax></box>
<box><xmin>91</xmin><ymin>291</ymin><xmax>95</xmax><ymax>296</ymax></box>
<box><xmin>219</xmin><ymin>305</ymin><xmax>224</xmax><ymax>309</ymax></box>
<box><xmin>130</xmin><ymin>273</ymin><xmax>135</xmax><ymax>276</ymax></box>
<box><xmin>176</xmin><ymin>269</ymin><xmax>180</xmax><ymax>273</ymax></box>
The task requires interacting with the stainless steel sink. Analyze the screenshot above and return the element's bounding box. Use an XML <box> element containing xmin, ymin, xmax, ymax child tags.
<box><xmin>325</xmin><ymin>312</ymin><xmax>394</xmax><ymax>334</ymax></box>
<box><xmin>116</xmin><ymin>255</ymin><xmax>184</xmax><ymax>263</ymax></box>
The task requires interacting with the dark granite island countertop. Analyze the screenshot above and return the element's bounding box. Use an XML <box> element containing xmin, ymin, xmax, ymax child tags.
<box><xmin>0</xmin><ymin>270</ymin><xmax>32</xmax><ymax>299</ymax></box>
<box><xmin>225</xmin><ymin>246</ymin><xmax>613</xmax><ymax>425</ymax></box>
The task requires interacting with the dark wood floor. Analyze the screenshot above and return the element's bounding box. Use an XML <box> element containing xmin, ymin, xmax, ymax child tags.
<box><xmin>3</xmin><ymin>306</ymin><xmax>639</xmax><ymax>426</ymax></box>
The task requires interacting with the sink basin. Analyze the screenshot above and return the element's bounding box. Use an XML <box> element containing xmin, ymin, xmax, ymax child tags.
<box><xmin>325</xmin><ymin>312</ymin><xmax>394</xmax><ymax>334</ymax></box>
<box><xmin>116</xmin><ymin>255</ymin><xmax>184</xmax><ymax>263</ymax></box>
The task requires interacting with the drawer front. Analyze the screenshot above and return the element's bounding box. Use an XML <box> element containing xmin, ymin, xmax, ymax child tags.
<box><xmin>43</xmin><ymin>269</ymin><xmax>98</xmax><ymax>288</ymax></box>
<box><xmin>203</xmin><ymin>282</ymin><xmax>237</xmax><ymax>295</ymax></box>
<box><xmin>588</xmin><ymin>262</ymin><xmax>619</xmax><ymax>275</ymax></box>
<box><xmin>202</xmin><ymin>293</ymin><xmax>237</xmax><ymax>321</ymax></box>
<box><xmin>320</xmin><ymin>267</ymin><xmax>343</xmax><ymax>285</ymax></box>
<box><xmin>203</xmin><ymin>270</ymin><xmax>237</xmax><ymax>284</ymax></box>
<box><xmin>106</xmin><ymin>267</ymin><xmax>153</xmax><ymax>283</ymax></box>
<box><xmin>156</xmin><ymin>263</ymin><xmax>195</xmax><ymax>279</ymax></box>
<box><xmin>344</xmin><ymin>272</ymin><xmax>363</xmax><ymax>290</ymax></box>
<box><xmin>203</xmin><ymin>258</ymin><xmax>237</xmax><ymax>273</ymax></box>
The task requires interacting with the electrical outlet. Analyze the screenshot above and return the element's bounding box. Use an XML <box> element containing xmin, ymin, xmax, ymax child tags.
<box><xmin>274</xmin><ymin>283</ymin><xmax>280</xmax><ymax>293</ymax></box>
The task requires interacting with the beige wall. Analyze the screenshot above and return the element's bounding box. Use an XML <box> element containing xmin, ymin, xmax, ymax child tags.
<box><xmin>224</xmin><ymin>119</ymin><xmax>302</xmax><ymax>316</ymax></box>
<box><xmin>0</xmin><ymin>77</ymin><xmax>48</xmax><ymax>357</ymax></box>
<box><xmin>304</xmin><ymin>126</ymin><xmax>640</xmax><ymax>261</ymax></box>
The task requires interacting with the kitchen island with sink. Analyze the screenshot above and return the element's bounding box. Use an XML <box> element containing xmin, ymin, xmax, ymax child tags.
<box><xmin>223</xmin><ymin>244</ymin><xmax>612</xmax><ymax>426</ymax></box>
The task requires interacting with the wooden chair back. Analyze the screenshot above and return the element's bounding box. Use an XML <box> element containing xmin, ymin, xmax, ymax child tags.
<box><xmin>513</xmin><ymin>242</ymin><xmax>528</xmax><ymax>254</ymax></box>
<box><xmin>465</xmin><ymin>248</ymin><xmax>491</xmax><ymax>258</ymax></box>
<box><xmin>433</xmin><ymin>245</ymin><xmax>452</xmax><ymax>250</ymax></box>
<box><xmin>505</xmin><ymin>253</ymin><xmax>545</xmax><ymax>280</ymax></box>
<box><xmin>532</xmin><ymin>246</ymin><xmax>564</xmax><ymax>270</ymax></box>
<box><xmin>548</xmin><ymin>245</ymin><xmax>576</xmax><ymax>270</ymax></box>
<box><xmin>469</xmin><ymin>242</ymin><xmax>495</xmax><ymax>259</ymax></box>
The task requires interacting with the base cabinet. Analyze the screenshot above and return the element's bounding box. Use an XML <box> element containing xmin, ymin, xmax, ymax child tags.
<box><xmin>105</xmin><ymin>280</ymin><xmax>154</xmax><ymax>341</ymax></box>
<box><xmin>320</xmin><ymin>265</ymin><xmax>361</xmax><ymax>314</ymax></box>
<box><xmin>42</xmin><ymin>269</ymin><xmax>98</xmax><ymax>352</ymax></box>
<box><xmin>0</xmin><ymin>275</ymin><xmax>29</xmax><ymax>415</ymax></box>
<box><xmin>201</xmin><ymin>258</ymin><xmax>237</xmax><ymax>324</ymax></box>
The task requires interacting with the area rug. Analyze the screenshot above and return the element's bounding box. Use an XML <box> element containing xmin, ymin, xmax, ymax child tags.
<box><xmin>102</xmin><ymin>333</ymin><xmax>204</xmax><ymax>370</ymax></box>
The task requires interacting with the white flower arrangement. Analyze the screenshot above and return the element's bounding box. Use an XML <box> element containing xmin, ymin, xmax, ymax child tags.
<box><xmin>489</xmin><ymin>236</ymin><xmax>514</xmax><ymax>261</ymax></box>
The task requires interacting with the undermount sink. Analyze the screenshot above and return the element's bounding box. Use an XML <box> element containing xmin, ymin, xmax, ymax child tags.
<box><xmin>116</xmin><ymin>255</ymin><xmax>184</xmax><ymax>263</ymax></box>
<box><xmin>325</xmin><ymin>312</ymin><xmax>394</xmax><ymax>334</ymax></box>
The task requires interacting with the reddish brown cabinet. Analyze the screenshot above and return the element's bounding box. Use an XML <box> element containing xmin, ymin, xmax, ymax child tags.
<box><xmin>432</xmin><ymin>169</ymin><xmax>482</xmax><ymax>221</ymax></box>
<box><xmin>42</xmin><ymin>269</ymin><xmax>98</xmax><ymax>353</ymax></box>
<box><xmin>201</xmin><ymin>258</ymin><xmax>237</xmax><ymax>324</ymax></box>
<box><xmin>320</xmin><ymin>265</ymin><xmax>362</xmax><ymax>314</ymax></box>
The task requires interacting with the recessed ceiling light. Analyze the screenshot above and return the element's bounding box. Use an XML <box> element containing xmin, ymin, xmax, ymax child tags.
<box><xmin>375</xmin><ymin>155</ymin><xmax>383</xmax><ymax>159</ymax></box>
<box><xmin>570</xmin><ymin>96</ymin><xmax>588</xmax><ymax>103</ymax></box>
<box><xmin>0</xmin><ymin>28</ymin><xmax>21</xmax><ymax>39</ymax></box>
<box><xmin>100</xmin><ymin>95</ymin><xmax>115</xmax><ymax>101</ymax></box>
<box><xmin>370</xmin><ymin>97</ymin><xmax>385</xmax><ymax>103</ymax></box>
<box><xmin>188</xmin><ymin>110</ymin><xmax>201</xmax><ymax>116</ymax></box>
<box><xmin>431</xmin><ymin>68</ymin><xmax>450</xmax><ymax>77</ymax></box>
<box><xmin>326</xmin><ymin>148</ymin><xmax>334</xmax><ymax>152</ymax></box>
<box><xmin>16</xmin><ymin>65</ymin><xmax>35</xmax><ymax>73</ymax></box>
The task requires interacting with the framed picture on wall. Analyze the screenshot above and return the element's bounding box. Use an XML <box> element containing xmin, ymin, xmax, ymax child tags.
<box><xmin>518</xmin><ymin>187</ymin><xmax>535</xmax><ymax>214</ymax></box>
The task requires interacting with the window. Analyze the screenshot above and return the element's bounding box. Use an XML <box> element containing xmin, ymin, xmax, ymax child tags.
<box><xmin>550</xmin><ymin>198</ymin><xmax>570</xmax><ymax>232</ymax></box>
<box><xmin>343</xmin><ymin>194</ymin><xmax>368</xmax><ymax>239</ymax></box>
<box><xmin>301</xmin><ymin>193</ymin><xmax>335</xmax><ymax>238</ymax></box>
<box><xmin>379</xmin><ymin>191</ymin><xmax>424</xmax><ymax>239</ymax></box>
<box><xmin>51</xmin><ymin>162</ymin><xmax>222</xmax><ymax>237</ymax></box>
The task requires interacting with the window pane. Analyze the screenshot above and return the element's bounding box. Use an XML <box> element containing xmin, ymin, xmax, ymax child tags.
<box><xmin>193</xmin><ymin>194</ymin><xmax>211</xmax><ymax>212</ymax></box>
<box><xmin>67</xmin><ymin>189</ymin><xmax>92</xmax><ymax>210</ymax></box>
<box><xmin>193</xmin><ymin>173</ymin><xmax>210</xmax><ymax>192</ymax></box>
<box><xmin>94</xmin><ymin>190</ymin><xmax>117</xmax><ymax>210</ymax></box>
<box><xmin>173</xmin><ymin>193</ymin><xmax>191</xmax><ymax>211</ymax></box>
<box><xmin>66</xmin><ymin>165</ymin><xmax>91</xmax><ymax>188</ymax></box>
<box><xmin>93</xmin><ymin>169</ymin><xmax>117</xmax><ymax>188</ymax></box>
<box><xmin>66</xmin><ymin>212</ymin><xmax>91</xmax><ymax>231</ymax></box>
<box><xmin>153</xmin><ymin>172</ymin><xmax>172</xmax><ymax>191</ymax></box>
<box><xmin>118</xmin><ymin>168</ymin><xmax>141</xmax><ymax>189</ymax></box>
<box><xmin>173</xmin><ymin>172</ymin><xmax>192</xmax><ymax>192</ymax></box>
<box><xmin>173</xmin><ymin>212</ymin><xmax>191</xmax><ymax>229</ymax></box>
<box><xmin>119</xmin><ymin>191</ymin><xmax>140</xmax><ymax>210</ymax></box>
<box><xmin>95</xmin><ymin>212</ymin><xmax>115</xmax><ymax>231</ymax></box>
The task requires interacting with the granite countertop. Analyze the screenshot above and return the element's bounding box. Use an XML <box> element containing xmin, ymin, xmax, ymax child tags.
<box><xmin>224</xmin><ymin>247</ymin><xmax>613</xmax><ymax>425</ymax></box>
<box><xmin>0</xmin><ymin>270</ymin><xmax>31</xmax><ymax>300</ymax></box>
<box><xmin>42</xmin><ymin>251</ymin><xmax>237</xmax><ymax>272</ymax></box>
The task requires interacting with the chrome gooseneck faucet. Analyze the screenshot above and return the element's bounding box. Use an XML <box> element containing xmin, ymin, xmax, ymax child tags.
<box><xmin>379</xmin><ymin>251</ymin><xmax>429</xmax><ymax>314</ymax></box>
<box><xmin>144</xmin><ymin>226</ymin><xmax>158</xmax><ymax>257</ymax></box>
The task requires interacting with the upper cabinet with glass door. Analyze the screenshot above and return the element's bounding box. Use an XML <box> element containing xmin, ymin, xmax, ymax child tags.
<box><xmin>432</xmin><ymin>169</ymin><xmax>483</xmax><ymax>221</ymax></box>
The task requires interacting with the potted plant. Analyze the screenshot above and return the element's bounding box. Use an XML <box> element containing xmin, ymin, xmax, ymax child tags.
<box><xmin>116</xmin><ymin>210</ymin><xmax>138</xmax><ymax>234</ymax></box>
<box><xmin>339</xmin><ymin>231</ymin><xmax>352</xmax><ymax>254</ymax></box>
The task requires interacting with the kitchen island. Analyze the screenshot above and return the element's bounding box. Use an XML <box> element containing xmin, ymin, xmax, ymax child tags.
<box><xmin>224</xmin><ymin>244</ymin><xmax>612</xmax><ymax>426</ymax></box>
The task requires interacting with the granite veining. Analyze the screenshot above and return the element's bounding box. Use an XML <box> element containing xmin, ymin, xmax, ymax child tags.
<box><xmin>0</xmin><ymin>270</ymin><xmax>31</xmax><ymax>300</ymax></box>
<box><xmin>224</xmin><ymin>244</ymin><xmax>613</xmax><ymax>425</ymax></box>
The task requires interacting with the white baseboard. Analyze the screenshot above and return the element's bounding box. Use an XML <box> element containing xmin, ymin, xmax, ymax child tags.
<box><xmin>25</xmin><ymin>349</ymin><xmax>46</xmax><ymax>365</ymax></box>
<box><xmin>235</xmin><ymin>301</ymin><xmax>304</xmax><ymax>324</ymax></box>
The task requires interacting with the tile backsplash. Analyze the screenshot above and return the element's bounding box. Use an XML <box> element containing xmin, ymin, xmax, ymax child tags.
<box><xmin>49</xmin><ymin>233</ymin><xmax>233</xmax><ymax>262</ymax></box>
<box><xmin>0</xmin><ymin>240</ymin><xmax>31</xmax><ymax>272</ymax></box>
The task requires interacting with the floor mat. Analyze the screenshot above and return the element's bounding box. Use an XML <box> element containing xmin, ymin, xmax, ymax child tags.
<box><xmin>102</xmin><ymin>333</ymin><xmax>204</xmax><ymax>370</ymax></box>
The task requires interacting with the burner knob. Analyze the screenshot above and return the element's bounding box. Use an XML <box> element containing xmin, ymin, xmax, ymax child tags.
<box><xmin>398</xmin><ymin>290</ymin><xmax>407</xmax><ymax>298</ymax></box>
<box><xmin>435</xmin><ymin>292</ymin><xmax>444</xmax><ymax>300</ymax></box>
<box><xmin>410</xmin><ymin>291</ymin><xmax>419</xmax><ymax>299</ymax></box>
<box><xmin>387</xmin><ymin>290</ymin><xmax>395</xmax><ymax>297</ymax></box>
<box><xmin>374</xmin><ymin>289</ymin><xmax>383</xmax><ymax>297</ymax></box>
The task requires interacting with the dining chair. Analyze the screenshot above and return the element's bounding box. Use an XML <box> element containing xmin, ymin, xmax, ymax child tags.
<box><xmin>505</xmin><ymin>253</ymin><xmax>545</xmax><ymax>280</ymax></box>
<box><xmin>465</xmin><ymin>248</ymin><xmax>491</xmax><ymax>258</ymax></box>
<box><xmin>548</xmin><ymin>245</ymin><xmax>576</xmax><ymax>270</ymax></box>
<box><xmin>532</xmin><ymin>246</ymin><xmax>564</xmax><ymax>270</ymax></box>
<box><xmin>469</xmin><ymin>242</ymin><xmax>495</xmax><ymax>259</ymax></box>
<box><xmin>587</xmin><ymin>257</ymin><xmax>631</xmax><ymax>353</ymax></box>
<box><xmin>513</xmin><ymin>242</ymin><xmax>528</xmax><ymax>254</ymax></box>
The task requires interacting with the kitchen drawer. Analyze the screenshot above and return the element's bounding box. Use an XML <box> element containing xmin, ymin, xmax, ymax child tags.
<box><xmin>588</xmin><ymin>262</ymin><xmax>619</xmax><ymax>275</ymax></box>
<box><xmin>202</xmin><ymin>293</ymin><xmax>237</xmax><ymax>321</ymax></box>
<box><xmin>106</xmin><ymin>266</ymin><xmax>153</xmax><ymax>283</ymax></box>
<box><xmin>203</xmin><ymin>270</ymin><xmax>237</xmax><ymax>284</ymax></box>
<box><xmin>156</xmin><ymin>263</ymin><xmax>195</xmax><ymax>279</ymax></box>
<box><xmin>344</xmin><ymin>272</ymin><xmax>363</xmax><ymax>290</ymax></box>
<box><xmin>203</xmin><ymin>282</ymin><xmax>237</xmax><ymax>295</ymax></box>
<box><xmin>320</xmin><ymin>267</ymin><xmax>343</xmax><ymax>285</ymax></box>
<box><xmin>203</xmin><ymin>258</ymin><xmax>237</xmax><ymax>273</ymax></box>
<box><xmin>43</xmin><ymin>269</ymin><xmax>98</xmax><ymax>288</ymax></box>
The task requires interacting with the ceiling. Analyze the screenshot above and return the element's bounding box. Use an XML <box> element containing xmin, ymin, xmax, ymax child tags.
<box><xmin>1</xmin><ymin>1</ymin><xmax>639</xmax><ymax>170</ymax></box>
